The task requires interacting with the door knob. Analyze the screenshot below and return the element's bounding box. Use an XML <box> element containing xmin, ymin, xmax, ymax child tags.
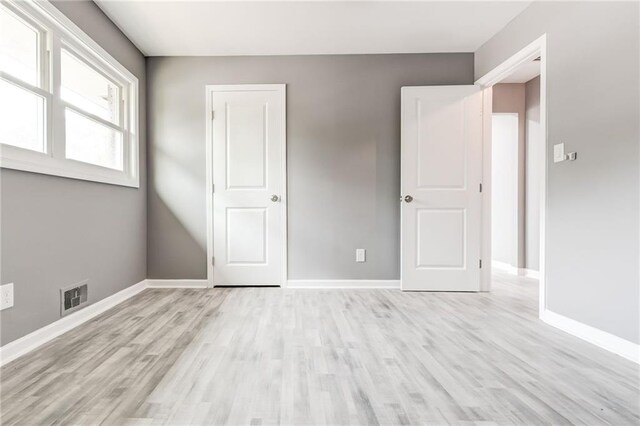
<box><xmin>271</xmin><ymin>195</ymin><xmax>280</xmax><ymax>202</ymax></box>
<box><xmin>404</xmin><ymin>195</ymin><xmax>413</xmax><ymax>203</ymax></box>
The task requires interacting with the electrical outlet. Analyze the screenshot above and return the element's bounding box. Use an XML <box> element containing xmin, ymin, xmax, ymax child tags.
<box><xmin>1</xmin><ymin>283</ymin><xmax>14</xmax><ymax>310</ymax></box>
<box><xmin>356</xmin><ymin>249</ymin><xmax>366</xmax><ymax>263</ymax></box>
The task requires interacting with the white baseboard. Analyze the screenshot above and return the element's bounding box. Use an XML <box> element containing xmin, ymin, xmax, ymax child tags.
<box><xmin>0</xmin><ymin>279</ymin><xmax>212</xmax><ymax>366</ymax></box>
<box><xmin>492</xmin><ymin>261</ymin><xmax>539</xmax><ymax>279</ymax></box>
<box><xmin>522</xmin><ymin>269</ymin><xmax>539</xmax><ymax>279</ymax></box>
<box><xmin>0</xmin><ymin>279</ymin><xmax>147</xmax><ymax>367</ymax></box>
<box><xmin>5</xmin><ymin>278</ymin><xmax>636</xmax><ymax>369</ymax></box>
<box><xmin>1</xmin><ymin>277</ymin><xmax>394</xmax><ymax>365</ymax></box>
<box><xmin>146</xmin><ymin>279</ymin><xmax>208</xmax><ymax>289</ymax></box>
<box><xmin>287</xmin><ymin>279</ymin><xmax>400</xmax><ymax>289</ymax></box>
<box><xmin>541</xmin><ymin>309</ymin><xmax>639</xmax><ymax>364</ymax></box>
<box><xmin>492</xmin><ymin>260</ymin><xmax>514</xmax><ymax>272</ymax></box>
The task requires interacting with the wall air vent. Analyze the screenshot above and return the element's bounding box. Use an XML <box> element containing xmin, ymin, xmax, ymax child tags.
<box><xmin>60</xmin><ymin>281</ymin><xmax>88</xmax><ymax>317</ymax></box>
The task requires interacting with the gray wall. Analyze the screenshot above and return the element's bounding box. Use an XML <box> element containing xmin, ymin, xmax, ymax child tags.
<box><xmin>492</xmin><ymin>84</ymin><xmax>526</xmax><ymax>269</ymax></box>
<box><xmin>147</xmin><ymin>54</ymin><xmax>474</xmax><ymax>280</ymax></box>
<box><xmin>525</xmin><ymin>76</ymin><xmax>541</xmax><ymax>271</ymax></box>
<box><xmin>0</xmin><ymin>0</ymin><xmax>146</xmax><ymax>345</ymax></box>
<box><xmin>476</xmin><ymin>1</ymin><xmax>639</xmax><ymax>343</ymax></box>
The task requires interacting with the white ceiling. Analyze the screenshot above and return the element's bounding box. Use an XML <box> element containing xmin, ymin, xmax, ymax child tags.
<box><xmin>94</xmin><ymin>1</ymin><xmax>533</xmax><ymax>57</ymax></box>
<box><xmin>500</xmin><ymin>59</ymin><xmax>540</xmax><ymax>83</ymax></box>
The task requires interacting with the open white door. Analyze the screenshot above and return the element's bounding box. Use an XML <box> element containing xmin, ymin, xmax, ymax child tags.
<box><xmin>401</xmin><ymin>86</ymin><xmax>483</xmax><ymax>291</ymax></box>
<box><xmin>209</xmin><ymin>84</ymin><xmax>286</xmax><ymax>286</ymax></box>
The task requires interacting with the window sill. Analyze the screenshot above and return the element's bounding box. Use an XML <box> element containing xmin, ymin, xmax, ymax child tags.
<box><xmin>0</xmin><ymin>149</ymin><xmax>139</xmax><ymax>188</ymax></box>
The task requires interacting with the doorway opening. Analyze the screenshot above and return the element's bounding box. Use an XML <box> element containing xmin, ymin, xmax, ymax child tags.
<box><xmin>476</xmin><ymin>35</ymin><xmax>547</xmax><ymax>317</ymax></box>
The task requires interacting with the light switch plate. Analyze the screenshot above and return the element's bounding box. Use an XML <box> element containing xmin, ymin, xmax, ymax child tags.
<box><xmin>1</xmin><ymin>283</ymin><xmax>14</xmax><ymax>310</ymax></box>
<box><xmin>554</xmin><ymin>143</ymin><xmax>565</xmax><ymax>163</ymax></box>
<box><xmin>356</xmin><ymin>249</ymin><xmax>366</xmax><ymax>263</ymax></box>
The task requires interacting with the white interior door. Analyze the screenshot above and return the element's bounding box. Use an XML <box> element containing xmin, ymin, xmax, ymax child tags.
<box><xmin>210</xmin><ymin>85</ymin><xmax>286</xmax><ymax>286</ymax></box>
<box><xmin>401</xmin><ymin>85</ymin><xmax>483</xmax><ymax>291</ymax></box>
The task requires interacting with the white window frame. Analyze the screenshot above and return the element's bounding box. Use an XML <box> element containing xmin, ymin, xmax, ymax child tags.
<box><xmin>0</xmin><ymin>0</ymin><xmax>139</xmax><ymax>188</ymax></box>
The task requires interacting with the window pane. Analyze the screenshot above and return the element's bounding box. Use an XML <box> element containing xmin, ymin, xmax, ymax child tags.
<box><xmin>0</xmin><ymin>6</ymin><xmax>39</xmax><ymax>87</ymax></box>
<box><xmin>65</xmin><ymin>109</ymin><xmax>123</xmax><ymax>170</ymax></box>
<box><xmin>0</xmin><ymin>79</ymin><xmax>45</xmax><ymax>152</ymax></box>
<box><xmin>61</xmin><ymin>49</ymin><xmax>120</xmax><ymax>124</ymax></box>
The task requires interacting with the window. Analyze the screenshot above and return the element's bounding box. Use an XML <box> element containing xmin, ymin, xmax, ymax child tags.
<box><xmin>0</xmin><ymin>5</ymin><xmax>46</xmax><ymax>153</ymax></box>
<box><xmin>0</xmin><ymin>5</ymin><xmax>40</xmax><ymax>87</ymax></box>
<box><xmin>61</xmin><ymin>48</ymin><xmax>120</xmax><ymax>123</ymax></box>
<box><xmin>0</xmin><ymin>0</ymin><xmax>139</xmax><ymax>187</ymax></box>
<box><xmin>61</xmin><ymin>48</ymin><xmax>124</xmax><ymax>171</ymax></box>
<box><xmin>65</xmin><ymin>109</ymin><xmax>124</xmax><ymax>170</ymax></box>
<box><xmin>0</xmin><ymin>79</ymin><xmax>46</xmax><ymax>152</ymax></box>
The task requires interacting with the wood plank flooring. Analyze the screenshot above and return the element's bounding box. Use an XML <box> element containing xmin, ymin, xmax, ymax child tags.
<box><xmin>1</xmin><ymin>272</ymin><xmax>638</xmax><ymax>425</ymax></box>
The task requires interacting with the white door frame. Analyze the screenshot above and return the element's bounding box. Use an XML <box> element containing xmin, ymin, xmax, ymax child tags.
<box><xmin>204</xmin><ymin>84</ymin><xmax>288</xmax><ymax>289</ymax></box>
<box><xmin>475</xmin><ymin>34</ymin><xmax>547</xmax><ymax>317</ymax></box>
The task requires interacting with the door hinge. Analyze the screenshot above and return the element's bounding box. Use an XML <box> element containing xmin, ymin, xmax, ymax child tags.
<box><xmin>211</xmin><ymin>110</ymin><xmax>215</xmax><ymax>120</ymax></box>
<box><xmin>479</xmin><ymin>183</ymin><xmax>483</xmax><ymax>193</ymax></box>
<box><xmin>211</xmin><ymin>256</ymin><xmax>215</xmax><ymax>266</ymax></box>
<box><xmin>212</xmin><ymin>183</ymin><xmax>215</xmax><ymax>194</ymax></box>
<box><xmin>479</xmin><ymin>259</ymin><xmax>483</xmax><ymax>268</ymax></box>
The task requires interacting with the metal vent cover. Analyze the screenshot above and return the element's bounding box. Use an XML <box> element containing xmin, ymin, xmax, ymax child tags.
<box><xmin>60</xmin><ymin>280</ymin><xmax>88</xmax><ymax>317</ymax></box>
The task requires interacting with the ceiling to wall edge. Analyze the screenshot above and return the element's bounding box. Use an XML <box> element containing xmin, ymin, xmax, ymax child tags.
<box><xmin>92</xmin><ymin>0</ymin><xmax>532</xmax><ymax>58</ymax></box>
<box><xmin>93</xmin><ymin>1</ymin><xmax>149</xmax><ymax>56</ymax></box>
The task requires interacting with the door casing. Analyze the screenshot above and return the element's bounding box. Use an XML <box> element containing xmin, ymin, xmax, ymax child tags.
<box><xmin>205</xmin><ymin>84</ymin><xmax>287</xmax><ymax>288</ymax></box>
<box><xmin>475</xmin><ymin>34</ymin><xmax>547</xmax><ymax>316</ymax></box>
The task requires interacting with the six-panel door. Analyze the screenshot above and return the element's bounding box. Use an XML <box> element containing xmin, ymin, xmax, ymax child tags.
<box><xmin>211</xmin><ymin>86</ymin><xmax>285</xmax><ymax>286</ymax></box>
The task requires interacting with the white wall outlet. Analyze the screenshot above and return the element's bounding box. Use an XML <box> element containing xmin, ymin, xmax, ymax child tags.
<box><xmin>553</xmin><ymin>143</ymin><xmax>565</xmax><ymax>163</ymax></box>
<box><xmin>356</xmin><ymin>249</ymin><xmax>366</xmax><ymax>263</ymax></box>
<box><xmin>1</xmin><ymin>283</ymin><xmax>14</xmax><ymax>310</ymax></box>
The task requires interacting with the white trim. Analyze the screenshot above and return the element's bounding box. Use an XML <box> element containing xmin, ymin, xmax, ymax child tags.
<box><xmin>0</xmin><ymin>149</ymin><xmax>139</xmax><ymax>188</ymax></box>
<box><xmin>492</xmin><ymin>260</ymin><xmax>518</xmax><ymax>274</ymax></box>
<box><xmin>205</xmin><ymin>85</ymin><xmax>214</xmax><ymax>288</ymax></box>
<box><xmin>476</xmin><ymin>34</ymin><xmax>547</xmax><ymax>317</ymax></box>
<box><xmin>475</xmin><ymin>35</ymin><xmax>545</xmax><ymax>88</ymax></box>
<box><xmin>27</xmin><ymin>1</ymin><xmax>137</xmax><ymax>84</ymax></box>
<box><xmin>480</xmin><ymin>87</ymin><xmax>493</xmax><ymax>292</ymax></box>
<box><xmin>522</xmin><ymin>269</ymin><xmax>540</xmax><ymax>279</ymax></box>
<box><xmin>287</xmin><ymin>280</ymin><xmax>400</xmax><ymax>289</ymax></box>
<box><xmin>205</xmin><ymin>84</ymin><xmax>288</xmax><ymax>289</ymax></box>
<box><xmin>146</xmin><ymin>279</ymin><xmax>208</xmax><ymax>289</ymax></box>
<box><xmin>0</xmin><ymin>0</ymin><xmax>140</xmax><ymax>188</ymax></box>
<box><xmin>0</xmin><ymin>278</ymin><xmax>215</xmax><ymax>366</ymax></box>
<box><xmin>541</xmin><ymin>309</ymin><xmax>640</xmax><ymax>364</ymax></box>
<box><xmin>0</xmin><ymin>279</ymin><xmax>146</xmax><ymax>367</ymax></box>
<box><xmin>492</xmin><ymin>261</ymin><xmax>539</xmax><ymax>279</ymax></box>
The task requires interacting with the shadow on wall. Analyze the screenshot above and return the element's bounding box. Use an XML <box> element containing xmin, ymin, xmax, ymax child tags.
<box><xmin>148</xmin><ymin>146</ymin><xmax>207</xmax><ymax>279</ymax></box>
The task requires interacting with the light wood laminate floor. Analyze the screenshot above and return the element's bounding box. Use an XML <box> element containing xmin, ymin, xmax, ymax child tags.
<box><xmin>1</xmin><ymin>272</ymin><xmax>639</xmax><ymax>425</ymax></box>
